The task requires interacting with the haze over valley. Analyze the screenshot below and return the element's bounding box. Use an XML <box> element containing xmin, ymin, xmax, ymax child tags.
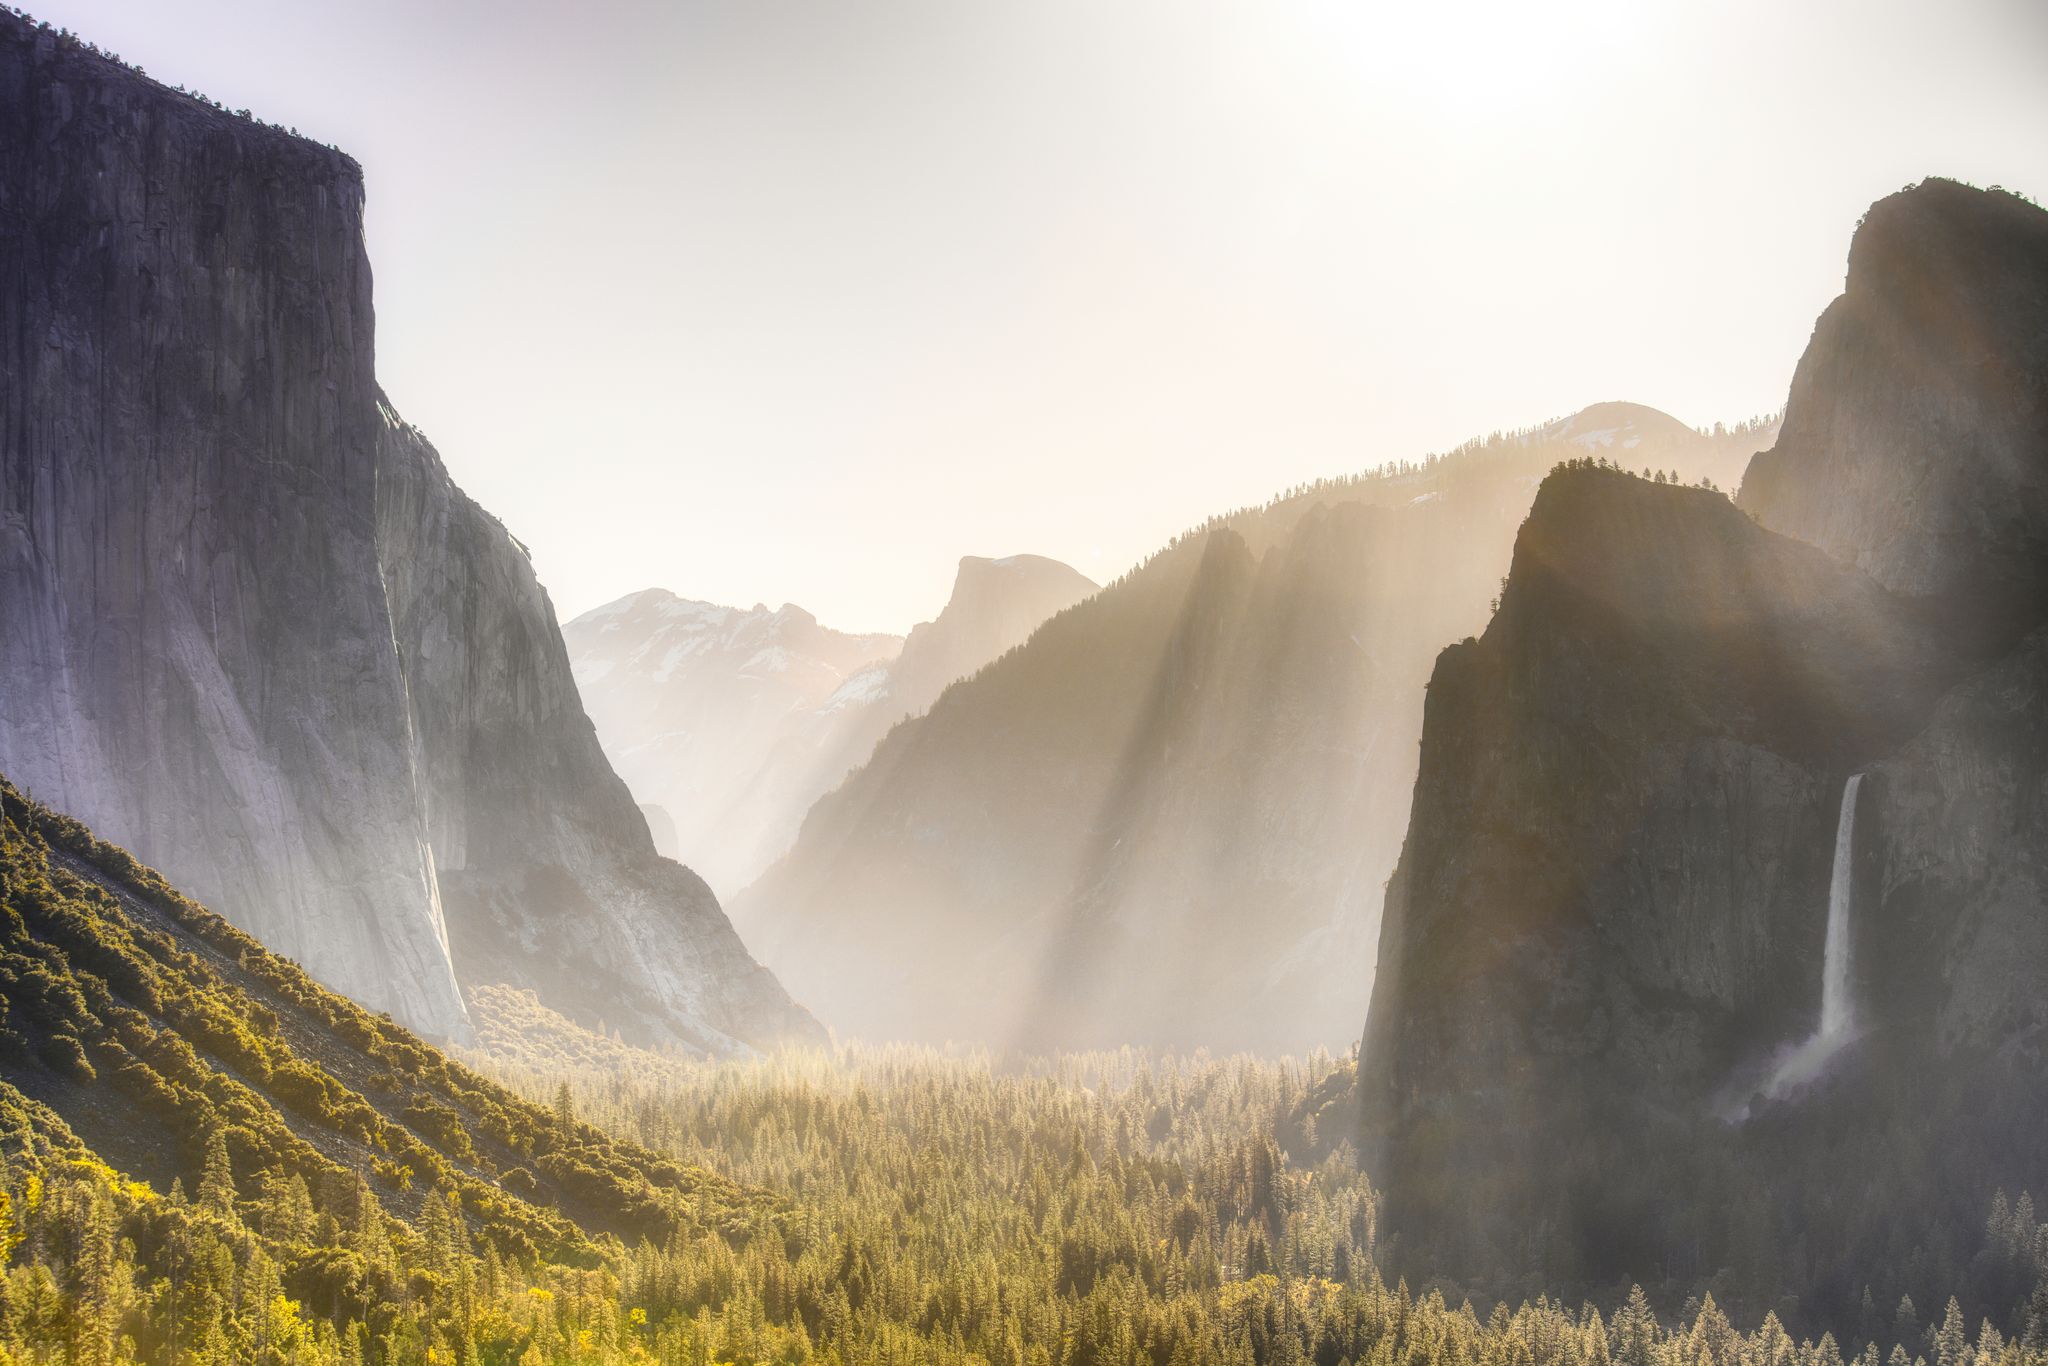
<box><xmin>1</xmin><ymin>5</ymin><xmax>2046</xmax><ymax>1365</ymax></box>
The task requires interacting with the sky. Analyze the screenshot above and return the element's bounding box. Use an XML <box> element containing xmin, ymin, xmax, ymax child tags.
<box><xmin>34</xmin><ymin>0</ymin><xmax>2048</xmax><ymax>632</ymax></box>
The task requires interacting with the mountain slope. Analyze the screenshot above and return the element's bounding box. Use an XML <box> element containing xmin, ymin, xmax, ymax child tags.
<box><xmin>565</xmin><ymin>555</ymin><xmax>1095</xmax><ymax>899</ymax></box>
<box><xmin>563</xmin><ymin>593</ymin><xmax>906</xmax><ymax>898</ymax></box>
<box><xmin>375</xmin><ymin>410</ymin><xmax>819</xmax><ymax>1052</ymax></box>
<box><xmin>738</xmin><ymin>408</ymin><xmax>1772</xmax><ymax>1050</ymax></box>
<box><xmin>1358</xmin><ymin>180</ymin><xmax>2048</xmax><ymax>1316</ymax></box>
<box><xmin>881</xmin><ymin>554</ymin><xmax>1104</xmax><ymax>723</ymax></box>
<box><xmin>0</xmin><ymin>14</ymin><xmax>816</xmax><ymax>1051</ymax></box>
<box><xmin>0</xmin><ymin>773</ymin><xmax>775</xmax><ymax>1258</ymax></box>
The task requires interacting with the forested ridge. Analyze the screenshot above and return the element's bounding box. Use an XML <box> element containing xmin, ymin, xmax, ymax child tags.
<box><xmin>0</xmin><ymin>775</ymin><xmax>780</xmax><ymax>1361</ymax></box>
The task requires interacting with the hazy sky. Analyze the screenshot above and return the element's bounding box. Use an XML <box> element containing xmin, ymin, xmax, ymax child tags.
<box><xmin>37</xmin><ymin>0</ymin><xmax>2048</xmax><ymax>632</ymax></box>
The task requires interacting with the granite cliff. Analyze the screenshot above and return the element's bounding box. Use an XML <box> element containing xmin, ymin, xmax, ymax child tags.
<box><xmin>1358</xmin><ymin>181</ymin><xmax>2048</xmax><ymax>1315</ymax></box>
<box><xmin>880</xmin><ymin>554</ymin><xmax>1103</xmax><ymax>725</ymax></box>
<box><xmin>0</xmin><ymin>15</ymin><xmax>816</xmax><ymax>1051</ymax></box>
<box><xmin>375</xmin><ymin>411</ymin><xmax>816</xmax><ymax>1050</ymax></box>
<box><xmin>1740</xmin><ymin>178</ymin><xmax>2048</xmax><ymax>647</ymax></box>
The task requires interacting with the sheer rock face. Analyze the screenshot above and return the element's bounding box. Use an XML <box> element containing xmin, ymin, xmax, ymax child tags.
<box><xmin>1739</xmin><ymin>179</ymin><xmax>2048</xmax><ymax>649</ymax></box>
<box><xmin>1361</xmin><ymin>181</ymin><xmax>2048</xmax><ymax>1297</ymax></box>
<box><xmin>1865</xmin><ymin>625</ymin><xmax>2048</xmax><ymax>1057</ymax></box>
<box><xmin>1359</xmin><ymin>470</ymin><xmax>1949</xmax><ymax>1149</ymax></box>
<box><xmin>0</xmin><ymin>17</ymin><xmax>818</xmax><ymax>1051</ymax></box>
<box><xmin>375</xmin><ymin>413</ymin><xmax>820</xmax><ymax>1051</ymax></box>
<box><xmin>0</xmin><ymin>20</ymin><xmax>466</xmax><ymax>1037</ymax></box>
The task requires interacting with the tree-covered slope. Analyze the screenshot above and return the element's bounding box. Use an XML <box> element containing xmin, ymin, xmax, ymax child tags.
<box><xmin>0</xmin><ymin>769</ymin><xmax>791</xmax><ymax>1358</ymax></box>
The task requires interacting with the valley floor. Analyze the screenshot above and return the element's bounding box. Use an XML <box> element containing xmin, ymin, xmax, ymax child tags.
<box><xmin>6</xmin><ymin>1031</ymin><xmax>2048</xmax><ymax>1365</ymax></box>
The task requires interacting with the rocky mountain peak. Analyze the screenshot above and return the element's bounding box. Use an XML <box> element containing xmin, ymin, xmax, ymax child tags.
<box><xmin>566</xmin><ymin>555</ymin><xmax>1093</xmax><ymax>901</ymax></box>
<box><xmin>891</xmin><ymin>554</ymin><xmax>1101</xmax><ymax>708</ymax></box>
<box><xmin>1533</xmin><ymin>401</ymin><xmax>1702</xmax><ymax>451</ymax></box>
<box><xmin>1739</xmin><ymin>179</ymin><xmax>2048</xmax><ymax>648</ymax></box>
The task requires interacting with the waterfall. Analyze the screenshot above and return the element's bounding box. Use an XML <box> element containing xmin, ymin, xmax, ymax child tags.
<box><xmin>1759</xmin><ymin>773</ymin><xmax>1864</xmax><ymax>1101</ymax></box>
<box><xmin>1816</xmin><ymin>772</ymin><xmax>1863</xmax><ymax>1040</ymax></box>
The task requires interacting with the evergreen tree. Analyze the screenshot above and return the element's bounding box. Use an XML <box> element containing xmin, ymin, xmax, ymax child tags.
<box><xmin>1936</xmin><ymin>1298</ymin><xmax>1969</xmax><ymax>1366</ymax></box>
<box><xmin>198</xmin><ymin>1128</ymin><xmax>238</xmax><ymax>1220</ymax></box>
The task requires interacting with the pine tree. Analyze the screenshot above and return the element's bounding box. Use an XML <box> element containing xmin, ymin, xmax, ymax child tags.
<box><xmin>1935</xmin><ymin>1298</ymin><xmax>1968</xmax><ymax>1366</ymax></box>
<box><xmin>260</xmin><ymin>1171</ymin><xmax>314</xmax><ymax>1245</ymax></box>
<box><xmin>198</xmin><ymin>1127</ymin><xmax>238</xmax><ymax>1219</ymax></box>
<box><xmin>67</xmin><ymin>1188</ymin><xmax>116</xmax><ymax>1366</ymax></box>
<box><xmin>2021</xmin><ymin>1277</ymin><xmax>2048</xmax><ymax>1351</ymax></box>
<box><xmin>1617</xmin><ymin>1286</ymin><xmax>1657</xmax><ymax>1366</ymax></box>
<box><xmin>1992</xmin><ymin>1191</ymin><xmax>2017</xmax><ymax>1258</ymax></box>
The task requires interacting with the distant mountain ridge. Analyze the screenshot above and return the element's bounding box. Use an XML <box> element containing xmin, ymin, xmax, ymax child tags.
<box><xmin>565</xmin><ymin>590</ymin><xmax>905</xmax><ymax>896</ymax></box>
<box><xmin>566</xmin><ymin>554</ymin><xmax>1097</xmax><ymax>899</ymax></box>
<box><xmin>737</xmin><ymin>402</ymin><xmax>1775</xmax><ymax>1050</ymax></box>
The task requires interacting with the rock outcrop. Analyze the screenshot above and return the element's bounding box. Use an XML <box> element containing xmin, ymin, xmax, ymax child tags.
<box><xmin>375</xmin><ymin>411</ymin><xmax>818</xmax><ymax>1050</ymax></box>
<box><xmin>0</xmin><ymin>14</ymin><xmax>817</xmax><ymax>1051</ymax></box>
<box><xmin>1863</xmin><ymin>624</ymin><xmax>2048</xmax><ymax>1056</ymax></box>
<box><xmin>738</xmin><ymin>408</ymin><xmax>1771</xmax><ymax>1051</ymax></box>
<box><xmin>881</xmin><ymin>555</ymin><xmax>1102</xmax><ymax>722</ymax></box>
<box><xmin>1359</xmin><ymin>181</ymin><xmax>2048</xmax><ymax>1315</ymax></box>
<box><xmin>1358</xmin><ymin>469</ymin><xmax>1958</xmax><ymax>1289</ymax></box>
<box><xmin>564</xmin><ymin>555</ymin><xmax>1094</xmax><ymax>900</ymax></box>
<box><xmin>1740</xmin><ymin>179</ymin><xmax>2048</xmax><ymax>649</ymax></box>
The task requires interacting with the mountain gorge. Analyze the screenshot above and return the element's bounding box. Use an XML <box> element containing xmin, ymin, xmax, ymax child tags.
<box><xmin>1358</xmin><ymin>179</ymin><xmax>2048</xmax><ymax>1316</ymax></box>
<box><xmin>0</xmin><ymin>14</ymin><xmax>814</xmax><ymax>1053</ymax></box>
<box><xmin>739</xmin><ymin>406</ymin><xmax>1773</xmax><ymax>1051</ymax></box>
<box><xmin>565</xmin><ymin>554</ymin><xmax>1094</xmax><ymax>899</ymax></box>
